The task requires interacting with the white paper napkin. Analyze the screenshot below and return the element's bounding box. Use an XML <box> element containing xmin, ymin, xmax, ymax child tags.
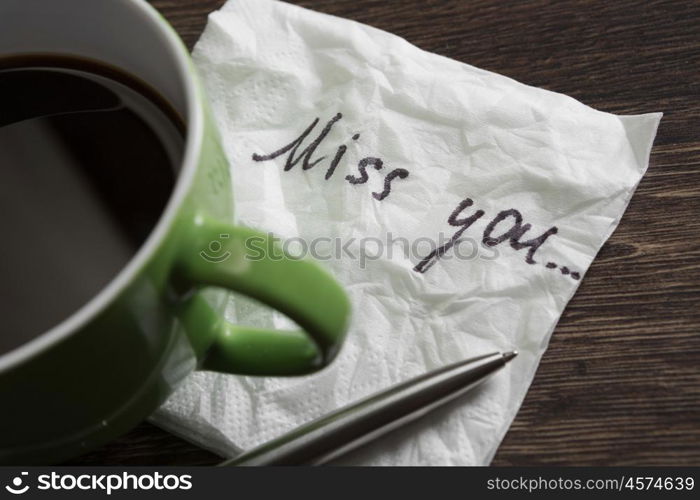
<box><xmin>152</xmin><ymin>0</ymin><xmax>661</xmax><ymax>465</ymax></box>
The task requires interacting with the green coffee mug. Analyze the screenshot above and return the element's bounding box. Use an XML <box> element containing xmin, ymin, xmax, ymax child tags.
<box><xmin>0</xmin><ymin>0</ymin><xmax>350</xmax><ymax>464</ymax></box>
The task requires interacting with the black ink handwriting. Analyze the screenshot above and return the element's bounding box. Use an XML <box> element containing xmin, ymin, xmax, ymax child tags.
<box><xmin>252</xmin><ymin>114</ymin><xmax>409</xmax><ymax>201</ymax></box>
<box><xmin>414</xmin><ymin>197</ymin><xmax>579</xmax><ymax>280</ymax></box>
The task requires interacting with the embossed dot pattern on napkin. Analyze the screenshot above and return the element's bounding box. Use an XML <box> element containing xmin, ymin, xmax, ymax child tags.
<box><xmin>153</xmin><ymin>0</ymin><xmax>661</xmax><ymax>465</ymax></box>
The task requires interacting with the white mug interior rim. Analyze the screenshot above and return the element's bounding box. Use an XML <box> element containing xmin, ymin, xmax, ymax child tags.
<box><xmin>0</xmin><ymin>0</ymin><xmax>203</xmax><ymax>372</ymax></box>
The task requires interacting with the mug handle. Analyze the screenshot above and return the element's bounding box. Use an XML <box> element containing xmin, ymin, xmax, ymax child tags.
<box><xmin>174</xmin><ymin>214</ymin><xmax>350</xmax><ymax>376</ymax></box>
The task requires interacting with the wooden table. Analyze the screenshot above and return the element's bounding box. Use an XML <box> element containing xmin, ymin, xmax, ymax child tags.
<box><xmin>71</xmin><ymin>0</ymin><xmax>700</xmax><ymax>465</ymax></box>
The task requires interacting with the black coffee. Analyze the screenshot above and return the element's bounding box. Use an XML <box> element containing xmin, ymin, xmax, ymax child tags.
<box><xmin>0</xmin><ymin>56</ymin><xmax>183</xmax><ymax>354</ymax></box>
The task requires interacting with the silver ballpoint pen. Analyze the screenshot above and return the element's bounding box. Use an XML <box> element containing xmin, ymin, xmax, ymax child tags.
<box><xmin>221</xmin><ymin>351</ymin><xmax>517</xmax><ymax>466</ymax></box>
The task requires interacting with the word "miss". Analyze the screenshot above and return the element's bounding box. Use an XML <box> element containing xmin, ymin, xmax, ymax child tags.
<box><xmin>252</xmin><ymin>113</ymin><xmax>409</xmax><ymax>201</ymax></box>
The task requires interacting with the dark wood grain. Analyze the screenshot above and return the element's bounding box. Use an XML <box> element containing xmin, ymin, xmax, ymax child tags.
<box><xmin>71</xmin><ymin>0</ymin><xmax>700</xmax><ymax>466</ymax></box>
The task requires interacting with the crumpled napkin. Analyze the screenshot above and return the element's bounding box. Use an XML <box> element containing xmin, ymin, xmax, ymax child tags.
<box><xmin>152</xmin><ymin>0</ymin><xmax>661</xmax><ymax>465</ymax></box>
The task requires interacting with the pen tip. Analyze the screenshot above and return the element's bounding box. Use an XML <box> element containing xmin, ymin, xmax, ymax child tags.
<box><xmin>502</xmin><ymin>351</ymin><xmax>518</xmax><ymax>363</ymax></box>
